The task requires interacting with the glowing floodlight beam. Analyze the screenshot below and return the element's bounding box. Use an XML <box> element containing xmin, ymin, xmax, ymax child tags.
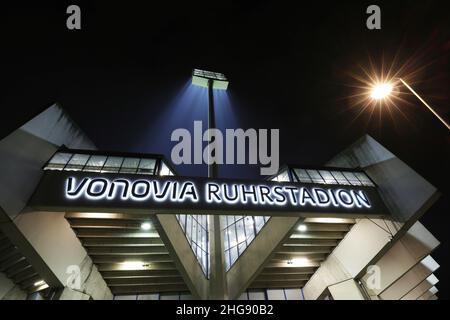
<box><xmin>192</xmin><ymin>68</ymin><xmax>229</xmax><ymax>90</ymax></box>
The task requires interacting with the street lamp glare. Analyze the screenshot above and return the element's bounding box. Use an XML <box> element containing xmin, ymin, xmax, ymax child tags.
<box><xmin>370</xmin><ymin>82</ymin><xmax>393</xmax><ymax>100</ymax></box>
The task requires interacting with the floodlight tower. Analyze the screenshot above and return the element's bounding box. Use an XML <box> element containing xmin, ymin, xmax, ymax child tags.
<box><xmin>192</xmin><ymin>68</ymin><xmax>229</xmax><ymax>299</ymax></box>
<box><xmin>192</xmin><ymin>69</ymin><xmax>229</xmax><ymax>178</ymax></box>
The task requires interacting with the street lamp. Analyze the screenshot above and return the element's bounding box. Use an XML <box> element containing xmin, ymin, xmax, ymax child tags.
<box><xmin>369</xmin><ymin>78</ymin><xmax>450</xmax><ymax>131</ymax></box>
<box><xmin>191</xmin><ymin>68</ymin><xmax>229</xmax><ymax>299</ymax></box>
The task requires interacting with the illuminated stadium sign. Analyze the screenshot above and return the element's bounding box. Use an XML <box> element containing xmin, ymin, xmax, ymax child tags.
<box><xmin>30</xmin><ymin>171</ymin><xmax>388</xmax><ymax>217</ymax></box>
<box><xmin>66</xmin><ymin>176</ymin><xmax>371</xmax><ymax>208</ymax></box>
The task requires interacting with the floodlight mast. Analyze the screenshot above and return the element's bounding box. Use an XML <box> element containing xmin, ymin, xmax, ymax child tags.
<box><xmin>192</xmin><ymin>69</ymin><xmax>229</xmax><ymax>299</ymax></box>
<box><xmin>207</xmin><ymin>78</ymin><xmax>218</xmax><ymax>178</ymax></box>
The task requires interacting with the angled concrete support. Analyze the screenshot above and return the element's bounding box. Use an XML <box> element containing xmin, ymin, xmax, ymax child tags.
<box><xmin>303</xmin><ymin>135</ymin><xmax>441</xmax><ymax>300</ymax></box>
<box><xmin>328</xmin><ymin>279</ymin><xmax>365</xmax><ymax>300</ymax></box>
<box><xmin>361</xmin><ymin>221</ymin><xmax>439</xmax><ymax>298</ymax></box>
<box><xmin>0</xmin><ymin>207</ymin><xmax>61</xmax><ymax>290</ymax></box>
<box><xmin>379</xmin><ymin>258</ymin><xmax>439</xmax><ymax>300</ymax></box>
<box><xmin>226</xmin><ymin>217</ymin><xmax>299</xmax><ymax>300</ymax></box>
<box><xmin>155</xmin><ymin>214</ymin><xmax>209</xmax><ymax>299</ymax></box>
<box><xmin>13</xmin><ymin>211</ymin><xmax>112</xmax><ymax>299</ymax></box>
<box><xmin>402</xmin><ymin>277</ymin><xmax>436</xmax><ymax>300</ymax></box>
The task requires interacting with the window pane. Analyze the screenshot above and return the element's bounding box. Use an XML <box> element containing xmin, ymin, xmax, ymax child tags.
<box><xmin>244</xmin><ymin>217</ymin><xmax>255</xmax><ymax>244</ymax></box>
<box><xmin>137</xmin><ymin>158</ymin><xmax>156</xmax><ymax>175</ymax></box>
<box><xmin>254</xmin><ymin>216</ymin><xmax>265</xmax><ymax>233</ymax></box>
<box><xmin>227</xmin><ymin>216</ymin><xmax>235</xmax><ymax>227</ymax></box>
<box><xmin>191</xmin><ymin>218</ymin><xmax>198</xmax><ymax>244</ymax></box>
<box><xmin>271</xmin><ymin>170</ymin><xmax>290</xmax><ymax>182</ymax></box>
<box><xmin>306</xmin><ymin>170</ymin><xmax>325</xmax><ymax>184</ymax></box>
<box><xmin>179</xmin><ymin>215</ymin><xmax>186</xmax><ymax>232</ymax></box>
<box><xmin>354</xmin><ymin>172</ymin><xmax>374</xmax><ymax>186</ymax></box>
<box><xmin>84</xmin><ymin>155</ymin><xmax>107</xmax><ymax>172</ymax></box>
<box><xmin>225</xmin><ymin>251</ymin><xmax>231</xmax><ymax>271</ymax></box>
<box><xmin>330</xmin><ymin>171</ymin><xmax>350</xmax><ymax>185</ymax></box>
<box><xmin>102</xmin><ymin>156</ymin><xmax>123</xmax><ymax>173</ymax></box>
<box><xmin>119</xmin><ymin>157</ymin><xmax>139</xmax><ymax>173</ymax></box>
<box><xmin>238</xmin><ymin>242</ymin><xmax>247</xmax><ymax>255</ymax></box>
<box><xmin>235</xmin><ymin>219</ymin><xmax>246</xmax><ymax>244</ymax></box>
<box><xmin>160</xmin><ymin>162</ymin><xmax>174</xmax><ymax>176</ymax></box>
<box><xmin>294</xmin><ymin>169</ymin><xmax>312</xmax><ymax>183</ymax></box>
<box><xmin>66</xmin><ymin>154</ymin><xmax>89</xmax><ymax>170</ymax></box>
<box><xmin>318</xmin><ymin>170</ymin><xmax>337</xmax><ymax>184</ymax></box>
<box><xmin>343</xmin><ymin>171</ymin><xmax>362</xmax><ymax>186</ymax></box>
<box><xmin>228</xmin><ymin>226</ymin><xmax>237</xmax><ymax>248</ymax></box>
<box><xmin>230</xmin><ymin>246</ymin><xmax>238</xmax><ymax>266</ymax></box>
<box><xmin>46</xmin><ymin>152</ymin><xmax>72</xmax><ymax>170</ymax></box>
<box><xmin>186</xmin><ymin>215</ymin><xmax>192</xmax><ymax>244</ymax></box>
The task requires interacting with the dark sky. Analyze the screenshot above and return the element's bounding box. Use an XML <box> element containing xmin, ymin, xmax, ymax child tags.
<box><xmin>1</xmin><ymin>1</ymin><xmax>449</xmax><ymax>298</ymax></box>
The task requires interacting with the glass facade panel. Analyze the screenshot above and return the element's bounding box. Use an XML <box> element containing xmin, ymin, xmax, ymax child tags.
<box><xmin>223</xmin><ymin>215</ymin><xmax>270</xmax><ymax>271</ymax></box>
<box><xmin>160</xmin><ymin>161</ymin><xmax>174</xmax><ymax>176</ymax></box>
<box><xmin>120</xmin><ymin>157</ymin><xmax>140</xmax><ymax>174</ymax></box>
<box><xmin>84</xmin><ymin>155</ymin><xmax>107</xmax><ymax>172</ymax></box>
<box><xmin>175</xmin><ymin>214</ymin><xmax>209</xmax><ymax>277</ymax></box>
<box><xmin>290</xmin><ymin>167</ymin><xmax>375</xmax><ymax>187</ymax></box>
<box><xmin>101</xmin><ymin>156</ymin><xmax>123</xmax><ymax>173</ymax></box>
<box><xmin>137</xmin><ymin>159</ymin><xmax>156</xmax><ymax>174</ymax></box>
<box><xmin>342</xmin><ymin>171</ymin><xmax>362</xmax><ymax>186</ymax></box>
<box><xmin>294</xmin><ymin>169</ymin><xmax>313</xmax><ymax>183</ymax></box>
<box><xmin>354</xmin><ymin>172</ymin><xmax>375</xmax><ymax>186</ymax></box>
<box><xmin>306</xmin><ymin>169</ymin><xmax>325</xmax><ymax>184</ymax></box>
<box><xmin>65</xmin><ymin>154</ymin><xmax>89</xmax><ymax>170</ymax></box>
<box><xmin>44</xmin><ymin>151</ymin><xmax>162</xmax><ymax>176</ymax></box>
<box><xmin>330</xmin><ymin>171</ymin><xmax>351</xmax><ymax>185</ymax></box>
<box><xmin>318</xmin><ymin>170</ymin><xmax>337</xmax><ymax>184</ymax></box>
<box><xmin>46</xmin><ymin>152</ymin><xmax>72</xmax><ymax>170</ymax></box>
<box><xmin>271</xmin><ymin>170</ymin><xmax>290</xmax><ymax>182</ymax></box>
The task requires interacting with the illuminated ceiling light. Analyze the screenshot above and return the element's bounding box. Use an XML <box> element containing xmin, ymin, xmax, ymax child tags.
<box><xmin>288</xmin><ymin>257</ymin><xmax>310</xmax><ymax>267</ymax></box>
<box><xmin>192</xmin><ymin>68</ymin><xmax>229</xmax><ymax>90</ymax></box>
<box><xmin>140</xmin><ymin>222</ymin><xmax>152</xmax><ymax>231</ymax></box>
<box><xmin>34</xmin><ymin>280</ymin><xmax>46</xmax><ymax>287</ymax></box>
<box><xmin>370</xmin><ymin>82</ymin><xmax>393</xmax><ymax>100</ymax></box>
<box><xmin>305</xmin><ymin>218</ymin><xmax>351</xmax><ymax>224</ymax></box>
<box><xmin>119</xmin><ymin>261</ymin><xmax>150</xmax><ymax>271</ymax></box>
<box><xmin>297</xmin><ymin>224</ymin><xmax>307</xmax><ymax>232</ymax></box>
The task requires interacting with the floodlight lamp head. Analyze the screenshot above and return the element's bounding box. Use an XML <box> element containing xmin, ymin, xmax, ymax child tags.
<box><xmin>192</xmin><ymin>68</ymin><xmax>229</xmax><ymax>90</ymax></box>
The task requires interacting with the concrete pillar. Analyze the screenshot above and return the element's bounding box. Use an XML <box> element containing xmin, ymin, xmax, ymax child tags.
<box><xmin>379</xmin><ymin>257</ymin><xmax>439</xmax><ymax>300</ymax></box>
<box><xmin>417</xmin><ymin>286</ymin><xmax>438</xmax><ymax>300</ymax></box>
<box><xmin>14</xmin><ymin>211</ymin><xmax>112</xmax><ymax>300</ymax></box>
<box><xmin>303</xmin><ymin>135</ymin><xmax>440</xmax><ymax>300</ymax></box>
<box><xmin>156</xmin><ymin>214</ymin><xmax>208</xmax><ymax>299</ymax></box>
<box><xmin>328</xmin><ymin>279</ymin><xmax>365</xmax><ymax>300</ymax></box>
<box><xmin>303</xmin><ymin>218</ymin><xmax>391</xmax><ymax>300</ymax></box>
<box><xmin>361</xmin><ymin>221</ymin><xmax>439</xmax><ymax>298</ymax></box>
<box><xmin>401</xmin><ymin>277</ymin><xmax>436</xmax><ymax>300</ymax></box>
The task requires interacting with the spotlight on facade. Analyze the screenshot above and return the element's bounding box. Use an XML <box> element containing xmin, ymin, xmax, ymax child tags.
<box><xmin>140</xmin><ymin>222</ymin><xmax>152</xmax><ymax>231</ymax></box>
<box><xmin>370</xmin><ymin>82</ymin><xmax>393</xmax><ymax>100</ymax></box>
<box><xmin>192</xmin><ymin>68</ymin><xmax>229</xmax><ymax>90</ymax></box>
<box><xmin>297</xmin><ymin>224</ymin><xmax>307</xmax><ymax>232</ymax></box>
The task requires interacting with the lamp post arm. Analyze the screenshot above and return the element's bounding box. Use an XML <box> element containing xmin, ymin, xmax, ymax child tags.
<box><xmin>399</xmin><ymin>78</ymin><xmax>450</xmax><ymax>131</ymax></box>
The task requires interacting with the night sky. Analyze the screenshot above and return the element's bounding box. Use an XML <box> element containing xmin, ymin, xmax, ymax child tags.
<box><xmin>1</xmin><ymin>1</ymin><xmax>449</xmax><ymax>298</ymax></box>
